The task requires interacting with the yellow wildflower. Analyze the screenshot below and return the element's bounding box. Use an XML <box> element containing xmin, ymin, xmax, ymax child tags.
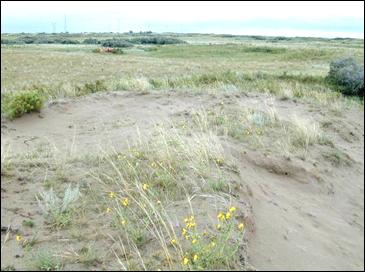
<box><xmin>15</xmin><ymin>235</ymin><xmax>22</xmax><ymax>242</ymax></box>
<box><xmin>193</xmin><ymin>254</ymin><xmax>198</xmax><ymax>262</ymax></box>
<box><xmin>229</xmin><ymin>207</ymin><xmax>236</xmax><ymax>213</ymax></box>
<box><xmin>109</xmin><ymin>191</ymin><xmax>116</xmax><ymax>198</ymax></box>
<box><xmin>121</xmin><ymin>198</ymin><xmax>129</xmax><ymax>207</ymax></box>
<box><xmin>225</xmin><ymin>212</ymin><xmax>232</xmax><ymax>220</ymax></box>
<box><xmin>238</xmin><ymin>222</ymin><xmax>245</xmax><ymax>231</ymax></box>
<box><xmin>186</xmin><ymin>222</ymin><xmax>196</xmax><ymax>229</ymax></box>
<box><xmin>217</xmin><ymin>212</ymin><xmax>226</xmax><ymax>221</ymax></box>
<box><xmin>120</xmin><ymin>219</ymin><xmax>127</xmax><ymax>225</ymax></box>
<box><xmin>216</xmin><ymin>224</ymin><xmax>221</xmax><ymax>230</ymax></box>
<box><xmin>182</xmin><ymin>228</ymin><xmax>188</xmax><ymax>236</ymax></box>
<box><xmin>192</xmin><ymin>239</ymin><xmax>197</xmax><ymax>244</ymax></box>
<box><xmin>183</xmin><ymin>257</ymin><xmax>189</xmax><ymax>265</ymax></box>
<box><xmin>142</xmin><ymin>183</ymin><xmax>149</xmax><ymax>191</ymax></box>
<box><xmin>210</xmin><ymin>241</ymin><xmax>216</xmax><ymax>248</ymax></box>
<box><xmin>106</xmin><ymin>207</ymin><xmax>112</xmax><ymax>213</ymax></box>
<box><xmin>171</xmin><ymin>239</ymin><xmax>178</xmax><ymax>246</ymax></box>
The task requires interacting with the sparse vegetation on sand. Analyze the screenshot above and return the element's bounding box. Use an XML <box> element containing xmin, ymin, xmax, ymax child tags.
<box><xmin>1</xmin><ymin>32</ymin><xmax>364</xmax><ymax>271</ymax></box>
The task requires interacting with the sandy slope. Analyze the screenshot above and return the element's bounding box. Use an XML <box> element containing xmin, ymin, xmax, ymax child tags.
<box><xmin>1</xmin><ymin>91</ymin><xmax>364</xmax><ymax>270</ymax></box>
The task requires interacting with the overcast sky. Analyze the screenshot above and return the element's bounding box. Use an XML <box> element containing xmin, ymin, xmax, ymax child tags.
<box><xmin>1</xmin><ymin>1</ymin><xmax>364</xmax><ymax>38</ymax></box>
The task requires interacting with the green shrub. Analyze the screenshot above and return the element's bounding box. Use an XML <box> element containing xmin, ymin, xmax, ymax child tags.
<box><xmin>1</xmin><ymin>39</ymin><xmax>21</xmax><ymax>45</ymax></box>
<box><xmin>101</xmin><ymin>39</ymin><xmax>133</xmax><ymax>48</ymax></box>
<box><xmin>2</xmin><ymin>90</ymin><xmax>44</xmax><ymax>119</ymax></box>
<box><xmin>243</xmin><ymin>46</ymin><xmax>286</xmax><ymax>54</ymax></box>
<box><xmin>130</xmin><ymin>36</ymin><xmax>186</xmax><ymax>45</ymax></box>
<box><xmin>326</xmin><ymin>57</ymin><xmax>364</xmax><ymax>96</ymax></box>
<box><xmin>82</xmin><ymin>38</ymin><xmax>99</xmax><ymax>44</ymax></box>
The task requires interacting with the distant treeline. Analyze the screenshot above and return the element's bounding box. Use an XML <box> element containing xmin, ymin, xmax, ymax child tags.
<box><xmin>1</xmin><ymin>32</ymin><xmax>359</xmax><ymax>46</ymax></box>
<box><xmin>1</xmin><ymin>33</ymin><xmax>186</xmax><ymax>46</ymax></box>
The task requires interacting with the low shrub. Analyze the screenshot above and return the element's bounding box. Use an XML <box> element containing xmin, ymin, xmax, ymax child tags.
<box><xmin>82</xmin><ymin>38</ymin><xmax>99</xmax><ymax>44</ymax></box>
<box><xmin>326</xmin><ymin>57</ymin><xmax>364</xmax><ymax>96</ymax></box>
<box><xmin>243</xmin><ymin>46</ymin><xmax>286</xmax><ymax>54</ymax></box>
<box><xmin>130</xmin><ymin>36</ymin><xmax>186</xmax><ymax>45</ymax></box>
<box><xmin>1</xmin><ymin>39</ymin><xmax>21</xmax><ymax>45</ymax></box>
<box><xmin>101</xmin><ymin>39</ymin><xmax>133</xmax><ymax>48</ymax></box>
<box><xmin>2</xmin><ymin>90</ymin><xmax>44</xmax><ymax>119</ymax></box>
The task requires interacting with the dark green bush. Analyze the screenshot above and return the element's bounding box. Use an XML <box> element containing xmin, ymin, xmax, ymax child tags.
<box><xmin>327</xmin><ymin>57</ymin><xmax>364</xmax><ymax>96</ymax></box>
<box><xmin>130</xmin><ymin>36</ymin><xmax>186</xmax><ymax>45</ymax></box>
<box><xmin>2</xmin><ymin>90</ymin><xmax>44</xmax><ymax>119</ymax></box>
<box><xmin>101</xmin><ymin>39</ymin><xmax>133</xmax><ymax>48</ymax></box>
<box><xmin>1</xmin><ymin>39</ymin><xmax>21</xmax><ymax>44</ymax></box>
<box><xmin>83</xmin><ymin>38</ymin><xmax>99</xmax><ymax>44</ymax></box>
<box><xmin>243</xmin><ymin>46</ymin><xmax>286</xmax><ymax>54</ymax></box>
<box><xmin>54</xmin><ymin>38</ymin><xmax>80</xmax><ymax>44</ymax></box>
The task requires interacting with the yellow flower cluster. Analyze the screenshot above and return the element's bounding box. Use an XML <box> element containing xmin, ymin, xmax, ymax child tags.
<box><xmin>184</xmin><ymin>215</ymin><xmax>196</xmax><ymax>229</ymax></box>
<box><xmin>217</xmin><ymin>206</ymin><xmax>236</xmax><ymax>222</ymax></box>
<box><xmin>238</xmin><ymin>222</ymin><xmax>245</xmax><ymax>231</ymax></box>
<box><xmin>215</xmin><ymin>158</ymin><xmax>224</xmax><ymax>166</ymax></box>
<box><xmin>108</xmin><ymin>191</ymin><xmax>116</xmax><ymax>198</ymax></box>
<box><xmin>182</xmin><ymin>256</ymin><xmax>189</xmax><ymax>265</ymax></box>
<box><xmin>182</xmin><ymin>228</ymin><xmax>189</xmax><ymax>240</ymax></box>
<box><xmin>182</xmin><ymin>254</ymin><xmax>199</xmax><ymax>266</ymax></box>
<box><xmin>142</xmin><ymin>183</ymin><xmax>149</xmax><ymax>191</ymax></box>
<box><xmin>121</xmin><ymin>197</ymin><xmax>129</xmax><ymax>207</ymax></box>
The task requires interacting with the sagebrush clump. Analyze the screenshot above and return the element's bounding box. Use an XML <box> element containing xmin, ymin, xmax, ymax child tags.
<box><xmin>327</xmin><ymin>57</ymin><xmax>364</xmax><ymax>96</ymax></box>
<box><xmin>2</xmin><ymin>90</ymin><xmax>44</xmax><ymax>119</ymax></box>
<box><xmin>101</xmin><ymin>39</ymin><xmax>133</xmax><ymax>48</ymax></box>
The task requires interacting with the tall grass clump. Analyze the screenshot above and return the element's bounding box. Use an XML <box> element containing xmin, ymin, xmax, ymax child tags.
<box><xmin>75</xmin><ymin>80</ymin><xmax>107</xmax><ymax>96</ymax></box>
<box><xmin>327</xmin><ymin>57</ymin><xmax>364</xmax><ymax>97</ymax></box>
<box><xmin>290</xmin><ymin>116</ymin><xmax>322</xmax><ymax>150</ymax></box>
<box><xmin>1</xmin><ymin>90</ymin><xmax>44</xmax><ymax>119</ymax></box>
<box><xmin>91</xmin><ymin>125</ymin><xmax>247</xmax><ymax>270</ymax></box>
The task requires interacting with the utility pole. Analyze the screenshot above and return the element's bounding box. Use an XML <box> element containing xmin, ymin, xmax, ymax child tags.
<box><xmin>64</xmin><ymin>15</ymin><xmax>67</xmax><ymax>32</ymax></box>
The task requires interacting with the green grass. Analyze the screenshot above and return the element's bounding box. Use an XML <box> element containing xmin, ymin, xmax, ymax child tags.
<box><xmin>31</xmin><ymin>251</ymin><xmax>63</xmax><ymax>271</ymax></box>
<box><xmin>22</xmin><ymin>219</ymin><xmax>35</xmax><ymax>228</ymax></box>
<box><xmin>1</xmin><ymin>35</ymin><xmax>363</xmax><ymax>115</ymax></box>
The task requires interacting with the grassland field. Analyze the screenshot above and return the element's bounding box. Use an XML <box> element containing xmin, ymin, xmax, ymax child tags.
<box><xmin>1</xmin><ymin>33</ymin><xmax>364</xmax><ymax>271</ymax></box>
